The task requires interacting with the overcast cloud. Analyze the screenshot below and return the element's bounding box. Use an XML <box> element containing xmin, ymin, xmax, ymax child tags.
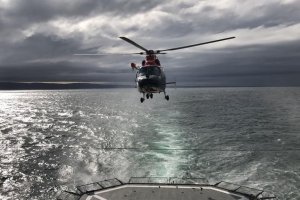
<box><xmin>0</xmin><ymin>0</ymin><xmax>300</xmax><ymax>86</ymax></box>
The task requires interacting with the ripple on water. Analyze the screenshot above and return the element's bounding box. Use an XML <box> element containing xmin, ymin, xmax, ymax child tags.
<box><xmin>0</xmin><ymin>88</ymin><xmax>300</xmax><ymax>199</ymax></box>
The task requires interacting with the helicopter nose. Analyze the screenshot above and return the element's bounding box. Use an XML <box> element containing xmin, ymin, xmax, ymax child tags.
<box><xmin>138</xmin><ymin>78</ymin><xmax>150</xmax><ymax>88</ymax></box>
<box><xmin>138</xmin><ymin>77</ymin><xmax>159</xmax><ymax>88</ymax></box>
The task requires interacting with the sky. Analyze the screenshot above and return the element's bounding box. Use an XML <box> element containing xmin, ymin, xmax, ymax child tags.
<box><xmin>0</xmin><ymin>0</ymin><xmax>300</xmax><ymax>86</ymax></box>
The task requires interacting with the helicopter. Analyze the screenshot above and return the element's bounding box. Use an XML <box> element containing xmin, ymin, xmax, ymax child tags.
<box><xmin>76</xmin><ymin>36</ymin><xmax>235</xmax><ymax>103</ymax></box>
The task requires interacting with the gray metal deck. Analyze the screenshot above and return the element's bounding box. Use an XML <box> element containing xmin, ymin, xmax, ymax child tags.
<box><xmin>80</xmin><ymin>185</ymin><xmax>248</xmax><ymax>200</ymax></box>
<box><xmin>56</xmin><ymin>177</ymin><xmax>276</xmax><ymax>200</ymax></box>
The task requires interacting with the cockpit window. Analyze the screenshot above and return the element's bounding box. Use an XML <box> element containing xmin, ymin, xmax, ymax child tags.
<box><xmin>148</xmin><ymin>66</ymin><xmax>161</xmax><ymax>76</ymax></box>
<box><xmin>138</xmin><ymin>66</ymin><xmax>161</xmax><ymax>76</ymax></box>
<box><xmin>138</xmin><ymin>67</ymin><xmax>147</xmax><ymax>76</ymax></box>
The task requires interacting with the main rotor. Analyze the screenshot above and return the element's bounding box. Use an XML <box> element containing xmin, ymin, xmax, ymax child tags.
<box><xmin>119</xmin><ymin>36</ymin><xmax>236</xmax><ymax>55</ymax></box>
<box><xmin>119</xmin><ymin>37</ymin><xmax>165</xmax><ymax>55</ymax></box>
<box><xmin>75</xmin><ymin>36</ymin><xmax>235</xmax><ymax>56</ymax></box>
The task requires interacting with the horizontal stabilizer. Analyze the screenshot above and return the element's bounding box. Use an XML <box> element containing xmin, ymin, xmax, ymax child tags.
<box><xmin>166</xmin><ymin>82</ymin><xmax>176</xmax><ymax>84</ymax></box>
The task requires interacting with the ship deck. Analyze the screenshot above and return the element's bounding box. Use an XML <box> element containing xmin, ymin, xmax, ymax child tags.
<box><xmin>80</xmin><ymin>184</ymin><xmax>249</xmax><ymax>200</ymax></box>
<box><xmin>56</xmin><ymin>177</ymin><xmax>276</xmax><ymax>200</ymax></box>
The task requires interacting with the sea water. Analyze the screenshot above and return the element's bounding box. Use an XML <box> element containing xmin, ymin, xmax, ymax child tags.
<box><xmin>0</xmin><ymin>87</ymin><xmax>299</xmax><ymax>199</ymax></box>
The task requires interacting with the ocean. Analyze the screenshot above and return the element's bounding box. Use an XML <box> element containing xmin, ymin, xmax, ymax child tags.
<box><xmin>0</xmin><ymin>88</ymin><xmax>300</xmax><ymax>199</ymax></box>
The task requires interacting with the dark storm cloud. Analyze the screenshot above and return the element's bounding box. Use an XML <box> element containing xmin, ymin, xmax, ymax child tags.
<box><xmin>2</xmin><ymin>0</ymin><xmax>161</xmax><ymax>25</ymax></box>
<box><xmin>195</xmin><ymin>2</ymin><xmax>300</xmax><ymax>32</ymax></box>
<box><xmin>0</xmin><ymin>0</ymin><xmax>161</xmax><ymax>46</ymax></box>
<box><xmin>166</xmin><ymin>41</ymin><xmax>300</xmax><ymax>86</ymax></box>
<box><xmin>1</xmin><ymin>0</ymin><xmax>300</xmax><ymax>86</ymax></box>
<box><xmin>0</xmin><ymin>0</ymin><xmax>162</xmax><ymax>53</ymax></box>
<box><xmin>0</xmin><ymin>61</ymin><xmax>131</xmax><ymax>82</ymax></box>
<box><xmin>2</xmin><ymin>33</ymin><xmax>83</xmax><ymax>64</ymax></box>
<box><xmin>155</xmin><ymin>1</ymin><xmax>300</xmax><ymax>37</ymax></box>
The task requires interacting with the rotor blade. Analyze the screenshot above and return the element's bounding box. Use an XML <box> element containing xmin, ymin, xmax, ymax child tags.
<box><xmin>74</xmin><ymin>52</ymin><xmax>168</xmax><ymax>56</ymax></box>
<box><xmin>119</xmin><ymin>37</ymin><xmax>148</xmax><ymax>52</ymax></box>
<box><xmin>158</xmin><ymin>37</ymin><xmax>235</xmax><ymax>52</ymax></box>
<box><xmin>74</xmin><ymin>52</ymin><xmax>144</xmax><ymax>56</ymax></box>
<box><xmin>78</xmin><ymin>45</ymin><xmax>101</xmax><ymax>52</ymax></box>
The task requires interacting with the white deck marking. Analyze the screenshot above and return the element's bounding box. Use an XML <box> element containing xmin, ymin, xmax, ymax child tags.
<box><xmin>86</xmin><ymin>195</ymin><xmax>107</xmax><ymax>200</ymax></box>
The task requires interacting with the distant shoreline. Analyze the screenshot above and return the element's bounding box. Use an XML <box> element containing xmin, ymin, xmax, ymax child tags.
<box><xmin>0</xmin><ymin>82</ymin><xmax>133</xmax><ymax>90</ymax></box>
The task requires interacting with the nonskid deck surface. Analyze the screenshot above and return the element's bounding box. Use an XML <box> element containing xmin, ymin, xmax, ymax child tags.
<box><xmin>80</xmin><ymin>184</ymin><xmax>248</xmax><ymax>200</ymax></box>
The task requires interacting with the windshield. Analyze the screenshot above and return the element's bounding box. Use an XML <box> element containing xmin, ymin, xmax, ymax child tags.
<box><xmin>138</xmin><ymin>66</ymin><xmax>161</xmax><ymax>76</ymax></box>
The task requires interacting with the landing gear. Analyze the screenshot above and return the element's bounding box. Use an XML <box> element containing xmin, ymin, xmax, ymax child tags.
<box><xmin>139</xmin><ymin>93</ymin><xmax>157</xmax><ymax>102</ymax></box>
<box><xmin>145</xmin><ymin>93</ymin><xmax>153</xmax><ymax>100</ymax></box>
<box><xmin>164</xmin><ymin>91</ymin><xmax>169</xmax><ymax>101</ymax></box>
<box><xmin>140</xmin><ymin>93</ymin><xmax>145</xmax><ymax>103</ymax></box>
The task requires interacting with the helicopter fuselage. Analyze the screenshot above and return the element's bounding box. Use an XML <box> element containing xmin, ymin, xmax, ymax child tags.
<box><xmin>136</xmin><ymin>65</ymin><xmax>166</xmax><ymax>94</ymax></box>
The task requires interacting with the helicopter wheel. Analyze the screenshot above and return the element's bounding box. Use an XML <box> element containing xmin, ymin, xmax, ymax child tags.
<box><xmin>150</xmin><ymin>93</ymin><xmax>153</xmax><ymax>99</ymax></box>
<box><xmin>140</xmin><ymin>98</ymin><xmax>145</xmax><ymax>103</ymax></box>
<box><xmin>146</xmin><ymin>94</ymin><xmax>149</xmax><ymax>99</ymax></box>
<box><xmin>165</xmin><ymin>95</ymin><xmax>169</xmax><ymax>101</ymax></box>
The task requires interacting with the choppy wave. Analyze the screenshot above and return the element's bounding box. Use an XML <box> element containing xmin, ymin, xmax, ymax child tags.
<box><xmin>0</xmin><ymin>88</ymin><xmax>300</xmax><ymax>199</ymax></box>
